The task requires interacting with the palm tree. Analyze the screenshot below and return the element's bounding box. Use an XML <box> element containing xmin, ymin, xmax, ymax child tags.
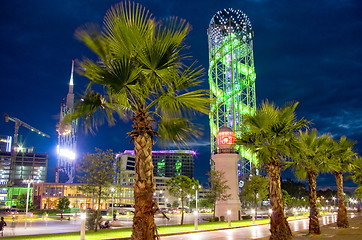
<box><xmin>326</xmin><ymin>137</ymin><xmax>356</xmax><ymax>228</ymax></box>
<box><xmin>65</xmin><ymin>2</ymin><xmax>209</xmax><ymax>239</ymax></box>
<box><xmin>349</xmin><ymin>156</ymin><xmax>362</xmax><ymax>212</ymax></box>
<box><xmin>236</xmin><ymin>101</ymin><xmax>308</xmax><ymax>240</ymax></box>
<box><xmin>286</xmin><ymin>129</ymin><xmax>329</xmax><ymax>235</ymax></box>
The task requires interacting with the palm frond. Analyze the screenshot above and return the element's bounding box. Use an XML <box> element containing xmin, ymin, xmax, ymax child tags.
<box><xmin>63</xmin><ymin>91</ymin><xmax>116</xmax><ymax>134</ymax></box>
<box><xmin>74</xmin><ymin>24</ymin><xmax>108</xmax><ymax>59</ymax></box>
<box><xmin>158</xmin><ymin>118</ymin><xmax>201</xmax><ymax>148</ymax></box>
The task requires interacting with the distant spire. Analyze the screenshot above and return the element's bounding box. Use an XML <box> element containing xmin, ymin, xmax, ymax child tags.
<box><xmin>67</xmin><ymin>60</ymin><xmax>75</xmax><ymax>108</ymax></box>
<box><xmin>69</xmin><ymin>60</ymin><xmax>74</xmax><ymax>86</ymax></box>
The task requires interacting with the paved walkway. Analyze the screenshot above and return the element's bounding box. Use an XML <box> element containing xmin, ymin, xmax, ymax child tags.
<box><xmin>284</xmin><ymin>213</ymin><xmax>362</xmax><ymax>240</ymax></box>
<box><xmin>161</xmin><ymin>213</ymin><xmax>362</xmax><ymax>240</ymax></box>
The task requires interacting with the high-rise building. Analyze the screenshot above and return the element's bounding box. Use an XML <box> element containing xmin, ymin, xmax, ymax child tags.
<box><xmin>0</xmin><ymin>135</ymin><xmax>12</xmax><ymax>152</ymax></box>
<box><xmin>119</xmin><ymin>150</ymin><xmax>195</xmax><ymax>178</ymax></box>
<box><xmin>208</xmin><ymin>8</ymin><xmax>257</xmax><ymax>181</ymax></box>
<box><xmin>0</xmin><ymin>151</ymin><xmax>47</xmax><ymax>186</ymax></box>
<box><xmin>56</xmin><ymin>60</ymin><xmax>78</xmax><ymax>183</ymax></box>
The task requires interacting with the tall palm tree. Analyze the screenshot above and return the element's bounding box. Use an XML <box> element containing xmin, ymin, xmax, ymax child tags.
<box><xmin>286</xmin><ymin>129</ymin><xmax>329</xmax><ymax>235</ymax></box>
<box><xmin>236</xmin><ymin>101</ymin><xmax>308</xmax><ymax>240</ymax></box>
<box><xmin>349</xmin><ymin>156</ymin><xmax>362</xmax><ymax>212</ymax></box>
<box><xmin>326</xmin><ymin>137</ymin><xmax>356</xmax><ymax>228</ymax></box>
<box><xmin>65</xmin><ymin>2</ymin><xmax>209</xmax><ymax>239</ymax></box>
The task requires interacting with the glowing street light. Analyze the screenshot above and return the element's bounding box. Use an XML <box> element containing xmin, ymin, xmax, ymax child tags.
<box><xmin>227</xmin><ymin>210</ymin><xmax>231</xmax><ymax>227</ymax></box>
<box><xmin>24</xmin><ymin>178</ymin><xmax>35</xmax><ymax>229</ymax></box>
<box><xmin>251</xmin><ymin>209</ymin><xmax>256</xmax><ymax>224</ymax></box>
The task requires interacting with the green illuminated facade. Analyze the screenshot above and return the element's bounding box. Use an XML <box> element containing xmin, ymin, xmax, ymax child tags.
<box><xmin>208</xmin><ymin>9</ymin><xmax>257</xmax><ymax>175</ymax></box>
<box><xmin>0</xmin><ymin>187</ymin><xmax>31</xmax><ymax>207</ymax></box>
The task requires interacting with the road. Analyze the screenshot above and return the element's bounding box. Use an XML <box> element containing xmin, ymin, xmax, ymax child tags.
<box><xmin>2</xmin><ymin>213</ymin><xmax>212</xmax><ymax>237</ymax></box>
<box><xmin>2</xmin><ymin>213</ymin><xmax>358</xmax><ymax>238</ymax></box>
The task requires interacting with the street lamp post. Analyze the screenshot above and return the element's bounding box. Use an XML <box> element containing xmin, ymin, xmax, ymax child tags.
<box><xmin>111</xmin><ymin>187</ymin><xmax>114</xmax><ymax>220</ymax></box>
<box><xmin>194</xmin><ymin>211</ymin><xmax>198</xmax><ymax>230</ymax></box>
<box><xmin>80</xmin><ymin>213</ymin><xmax>86</xmax><ymax>240</ymax></box>
<box><xmin>227</xmin><ymin>210</ymin><xmax>231</xmax><ymax>227</ymax></box>
<box><xmin>192</xmin><ymin>184</ymin><xmax>201</xmax><ymax>229</ymax></box>
<box><xmin>24</xmin><ymin>179</ymin><xmax>34</xmax><ymax>229</ymax></box>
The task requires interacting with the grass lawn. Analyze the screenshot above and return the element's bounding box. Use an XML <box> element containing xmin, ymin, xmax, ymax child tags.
<box><xmin>0</xmin><ymin>218</ymin><xmax>272</xmax><ymax>240</ymax></box>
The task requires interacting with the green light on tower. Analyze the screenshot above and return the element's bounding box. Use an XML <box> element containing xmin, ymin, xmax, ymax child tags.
<box><xmin>207</xmin><ymin>9</ymin><xmax>257</xmax><ymax>172</ymax></box>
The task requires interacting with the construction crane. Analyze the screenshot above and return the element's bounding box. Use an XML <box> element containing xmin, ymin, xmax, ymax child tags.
<box><xmin>4</xmin><ymin>113</ymin><xmax>50</xmax><ymax>150</ymax></box>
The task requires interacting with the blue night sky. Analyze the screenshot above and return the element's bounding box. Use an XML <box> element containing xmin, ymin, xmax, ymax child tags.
<box><xmin>1</xmin><ymin>0</ymin><xmax>361</xmax><ymax>191</ymax></box>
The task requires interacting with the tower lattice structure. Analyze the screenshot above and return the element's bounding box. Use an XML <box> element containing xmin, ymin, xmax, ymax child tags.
<box><xmin>56</xmin><ymin>60</ymin><xmax>78</xmax><ymax>183</ymax></box>
<box><xmin>207</xmin><ymin>8</ymin><xmax>257</xmax><ymax>180</ymax></box>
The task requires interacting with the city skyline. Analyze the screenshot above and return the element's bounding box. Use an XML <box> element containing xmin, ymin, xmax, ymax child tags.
<box><xmin>0</xmin><ymin>0</ymin><xmax>361</xmax><ymax>189</ymax></box>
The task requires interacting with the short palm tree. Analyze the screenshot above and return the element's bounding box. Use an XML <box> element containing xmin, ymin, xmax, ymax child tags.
<box><xmin>236</xmin><ymin>101</ymin><xmax>308</xmax><ymax>240</ymax></box>
<box><xmin>286</xmin><ymin>129</ymin><xmax>329</xmax><ymax>235</ymax></box>
<box><xmin>65</xmin><ymin>2</ymin><xmax>209</xmax><ymax>239</ymax></box>
<box><xmin>326</xmin><ymin>136</ymin><xmax>356</xmax><ymax>228</ymax></box>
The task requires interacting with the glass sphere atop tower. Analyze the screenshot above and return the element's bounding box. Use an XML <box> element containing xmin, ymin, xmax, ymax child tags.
<box><xmin>208</xmin><ymin>8</ymin><xmax>253</xmax><ymax>49</ymax></box>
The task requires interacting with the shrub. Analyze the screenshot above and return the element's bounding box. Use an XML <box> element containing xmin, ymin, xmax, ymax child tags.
<box><xmin>220</xmin><ymin>216</ymin><xmax>225</xmax><ymax>222</ymax></box>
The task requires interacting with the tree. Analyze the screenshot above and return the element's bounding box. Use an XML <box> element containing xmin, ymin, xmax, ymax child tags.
<box><xmin>206</xmin><ymin>170</ymin><xmax>231</xmax><ymax>219</ymax></box>
<box><xmin>65</xmin><ymin>2</ymin><xmax>209</xmax><ymax>239</ymax></box>
<box><xmin>281</xmin><ymin>179</ymin><xmax>308</xmax><ymax>199</ymax></box>
<box><xmin>78</xmin><ymin>148</ymin><xmax>115</xmax><ymax>231</ymax></box>
<box><xmin>171</xmin><ymin>200</ymin><xmax>179</xmax><ymax>208</ymax></box>
<box><xmin>350</xmin><ymin>156</ymin><xmax>362</xmax><ymax>211</ymax></box>
<box><xmin>166</xmin><ymin>176</ymin><xmax>197</xmax><ymax>225</ymax></box>
<box><xmin>16</xmin><ymin>193</ymin><xmax>27</xmax><ymax>210</ymax></box>
<box><xmin>286</xmin><ymin>129</ymin><xmax>329</xmax><ymax>235</ymax></box>
<box><xmin>236</xmin><ymin>101</ymin><xmax>308</xmax><ymax>240</ymax></box>
<box><xmin>57</xmin><ymin>197</ymin><xmax>70</xmax><ymax>220</ymax></box>
<box><xmin>326</xmin><ymin>136</ymin><xmax>356</xmax><ymax>228</ymax></box>
<box><xmin>241</xmin><ymin>175</ymin><xmax>268</xmax><ymax>217</ymax></box>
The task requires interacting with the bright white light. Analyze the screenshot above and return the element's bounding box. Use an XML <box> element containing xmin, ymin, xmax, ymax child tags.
<box><xmin>269</xmin><ymin>209</ymin><xmax>272</xmax><ymax>214</ymax></box>
<box><xmin>227</xmin><ymin>210</ymin><xmax>231</xmax><ymax>215</ymax></box>
<box><xmin>81</xmin><ymin>213</ymin><xmax>86</xmax><ymax>220</ymax></box>
<box><xmin>251</xmin><ymin>209</ymin><xmax>255</xmax><ymax>215</ymax></box>
<box><xmin>57</xmin><ymin>147</ymin><xmax>76</xmax><ymax>160</ymax></box>
<box><xmin>194</xmin><ymin>210</ymin><xmax>198</xmax><ymax>216</ymax></box>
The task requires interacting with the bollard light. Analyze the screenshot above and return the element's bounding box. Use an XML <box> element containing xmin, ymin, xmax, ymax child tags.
<box><xmin>251</xmin><ymin>209</ymin><xmax>256</xmax><ymax>224</ymax></box>
<box><xmin>227</xmin><ymin>210</ymin><xmax>231</xmax><ymax>227</ymax></box>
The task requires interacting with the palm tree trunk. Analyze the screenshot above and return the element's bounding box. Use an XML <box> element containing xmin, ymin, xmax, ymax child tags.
<box><xmin>131</xmin><ymin>130</ymin><xmax>157</xmax><ymax>239</ymax></box>
<box><xmin>307</xmin><ymin>170</ymin><xmax>320</xmax><ymax>235</ymax></box>
<box><xmin>334</xmin><ymin>171</ymin><xmax>349</xmax><ymax>228</ymax></box>
<box><xmin>267</xmin><ymin>162</ymin><xmax>292</xmax><ymax>240</ymax></box>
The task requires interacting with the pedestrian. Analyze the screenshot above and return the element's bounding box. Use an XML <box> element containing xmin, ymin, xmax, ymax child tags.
<box><xmin>0</xmin><ymin>216</ymin><xmax>7</xmax><ymax>236</ymax></box>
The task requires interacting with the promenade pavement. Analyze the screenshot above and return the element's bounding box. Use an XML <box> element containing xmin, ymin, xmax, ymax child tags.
<box><xmin>161</xmin><ymin>213</ymin><xmax>362</xmax><ymax>240</ymax></box>
<box><xmin>279</xmin><ymin>213</ymin><xmax>362</xmax><ymax>240</ymax></box>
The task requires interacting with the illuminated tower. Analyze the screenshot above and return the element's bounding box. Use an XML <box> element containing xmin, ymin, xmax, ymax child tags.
<box><xmin>56</xmin><ymin>60</ymin><xmax>78</xmax><ymax>183</ymax></box>
<box><xmin>208</xmin><ymin>9</ymin><xmax>257</xmax><ymax>180</ymax></box>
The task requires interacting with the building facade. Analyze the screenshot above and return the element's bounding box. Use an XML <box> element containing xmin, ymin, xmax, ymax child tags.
<box><xmin>32</xmin><ymin>175</ymin><xmax>172</xmax><ymax>210</ymax></box>
<box><xmin>119</xmin><ymin>150</ymin><xmax>195</xmax><ymax>179</ymax></box>
<box><xmin>0</xmin><ymin>135</ymin><xmax>12</xmax><ymax>153</ymax></box>
<box><xmin>0</xmin><ymin>152</ymin><xmax>47</xmax><ymax>186</ymax></box>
